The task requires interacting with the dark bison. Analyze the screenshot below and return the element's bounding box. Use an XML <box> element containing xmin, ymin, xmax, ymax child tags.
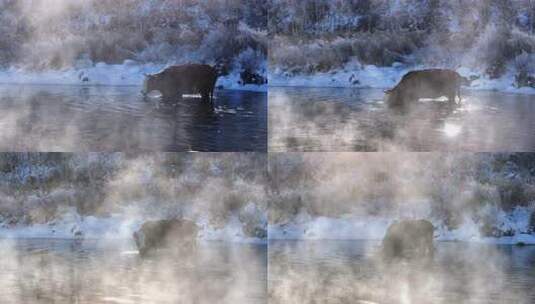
<box><xmin>382</xmin><ymin>219</ymin><xmax>434</xmax><ymax>260</ymax></box>
<box><xmin>133</xmin><ymin>219</ymin><xmax>198</xmax><ymax>256</ymax></box>
<box><xmin>142</xmin><ymin>64</ymin><xmax>218</xmax><ymax>101</ymax></box>
<box><xmin>385</xmin><ymin>69</ymin><xmax>463</xmax><ymax>106</ymax></box>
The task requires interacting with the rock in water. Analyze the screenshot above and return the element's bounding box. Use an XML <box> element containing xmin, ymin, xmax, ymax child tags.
<box><xmin>382</xmin><ymin>219</ymin><xmax>434</xmax><ymax>260</ymax></box>
<box><xmin>133</xmin><ymin>219</ymin><xmax>198</xmax><ymax>256</ymax></box>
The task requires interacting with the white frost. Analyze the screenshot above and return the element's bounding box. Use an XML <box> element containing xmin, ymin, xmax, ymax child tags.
<box><xmin>0</xmin><ymin>61</ymin><xmax>266</xmax><ymax>92</ymax></box>
<box><xmin>269</xmin><ymin>63</ymin><xmax>535</xmax><ymax>95</ymax></box>
<box><xmin>269</xmin><ymin>207</ymin><xmax>535</xmax><ymax>245</ymax></box>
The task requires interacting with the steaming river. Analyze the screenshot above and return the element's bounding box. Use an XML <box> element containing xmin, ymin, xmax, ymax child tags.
<box><xmin>0</xmin><ymin>238</ymin><xmax>267</xmax><ymax>304</ymax></box>
<box><xmin>0</xmin><ymin>85</ymin><xmax>267</xmax><ymax>152</ymax></box>
<box><xmin>269</xmin><ymin>87</ymin><xmax>535</xmax><ymax>151</ymax></box>
<box><xmin>268</xmin><ymin>240</ymin><xmax>535</xmax><ymax>304</ymax></box>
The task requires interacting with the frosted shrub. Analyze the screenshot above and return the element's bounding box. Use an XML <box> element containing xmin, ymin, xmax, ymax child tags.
<box><xmin>269</xmin><ymin>43</ymin><xmax>308</xmax><ymax>74</ymax></box>
<box><xmin>0</xmin><ymin>0</ymin><xmax>267</xmax><ymax>73</ymax></box>
<box><xmin>270</xmin><ymin>0</ymin><xmax>535</xmax><ymax>79</ymax></box>
<box><xmin>350</xmin><ymin>32</ymin><xmax>421</xmax><ymax>66</ymax></box>
<box><xmin>198</xmin><ymin>29</ymin><xmax>237</xmax><ymax>64</ymax></box>
<box><xmin>235</xmin><ymin>47</ymin><xmax>265</xmax><ymax>74</ymax></box>
<box><xmin>514</xmin><ymin>51</ymin><xmax>535</xmax><ymax>87</ymax></box>
<box><xmin>0</xmin><ymin>153</ymin><xmax>267</xmax><ymax>227</ymax></box>
<box><xmin>135</xmin><ymin>42</ymin><xmax>179</xmax><ymax>64</ymax></box>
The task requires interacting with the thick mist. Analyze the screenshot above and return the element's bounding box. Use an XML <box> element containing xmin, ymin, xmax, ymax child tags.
<box><xmin>269</xmin><ymin>0</ymin><xmax>535</xmax><ymax>87</ymax></box>
<box><xmin>268</xmin><ymin>153</ymin><xmax>535</xmax><ymax>240</ymax></box>
<box><xmin>0</xmin><ymin>153</ymin><xmax>268</xmax><ymax>240</ymax></box>
<box><xmin>0</xmin><ymin>152</ymin><xmax>269</xmax><ymax>303</ymax></box>
<box><xmin>0</xmin><ymin>0</ymin><xmax>267</xmax><ymax>77</ymax></box>
<box><xmin>268</xmin><ymin>240</ymin><xmax>535</xmax><ymax>304</ymax></box>
<box><xmin>268</xmin><ymin>153</ymin><xmax>535</xmax><ymax>304</ymax></box>
<box><xmin>268</xmin><ymin>87</ymin><xmax>535</xmax><ymax>152</ymax></box>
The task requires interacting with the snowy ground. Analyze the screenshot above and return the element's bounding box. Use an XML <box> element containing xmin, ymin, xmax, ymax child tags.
<box><xmin>0</xmin><ymin>207</ymin><xmax>266</xmax><ymax>244</ymax></box>
<box><xmin>268</xmin><ymin>206</ymin><xmax>535</xmax><ymax>245</ymax></box>
<box><xmin>269</xmin><ymin>62</ymin><xmax>535</xmax><ymax>95</ymax></box>
<box><xmin>1</xmin><ymin>61</ymin><xmax>531</xmax><ymax>95</ymax></box>
<box><xmin>0</xmin><ymin>61</ymin><xmax>267</xmax><ymax>92</ymax></box>
<box><xmin>0</xmin><ymin>208</ymin><xmax>532</xmax><ymax>245</ymax></box>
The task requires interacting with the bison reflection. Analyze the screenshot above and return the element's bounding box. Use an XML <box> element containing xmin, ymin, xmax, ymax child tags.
<box><xmin>142</xmin><ymin>64</ymin><xmax>218</xmax><ymax>102</ymax></box>
<box><xmin>382</xmin><ymin>219</ymin><xmax>434</xmax><ymax>260</ymax></box>
<box><xmin>133</xmin><ymin>219</ymin><xmax>198</xmax><ymax>256</ymax></box>
<box><xmin>385</xmin><ymin>69</ymin><xmax>464</xmax><ymax>107</ymax></box>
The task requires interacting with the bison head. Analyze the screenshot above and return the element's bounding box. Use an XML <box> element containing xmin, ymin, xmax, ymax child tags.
<box><xmin>384</xmin><ymin>88</ymin><xmax>403</xmax><ymax>106</ymax></box>
<box><xmin>142</xmin><ymin>73</ymin><xmax>165</xmax><ymax>96</ymax></box>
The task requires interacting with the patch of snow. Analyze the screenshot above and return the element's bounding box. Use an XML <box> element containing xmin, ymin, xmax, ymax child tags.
<box><xmin>436</xmin><ymin>216</ymin><xmax>483</xmax><ymax>242</ymax></box>
<box><xmin>0</xmin><ymin>61</ymin><xmax>266</xmax><ymax>92</ymax></box>
<box><xmin>269</xmin><ymin>213</ymin><xmax>393</xmax><ymax>240</ymax></box>
<box><xmin>198</xmin><ymin>215</ymin><xmax>266</xmax><ymax>244</ymax></box>
<box><xmin>269</xmin><ymin>63</ymin><xmax>408</xmax><ymax>89</ymax></box>
<box><xmin>0</xmin><ymin>208</ymin><xmax>266</xmax><ymax>244</ymax></box>
<box><xmin>217</xmin><ymin>71</ymin><xmax>267</xmax><ymax>92</ymax></box>
<box><xmin>269</xmin><ymin>63</ymin><xmax>535</xmax><ymax>95</ymax></box>
<box><xmin>268</xmin><ymin>207</ymin><xmax>535</xmax><ymax>245</ymax></box>
<box><xmin>0</xmin><ymin>208</ymin><xmax>142</xmax><ymax>240</ymax></box>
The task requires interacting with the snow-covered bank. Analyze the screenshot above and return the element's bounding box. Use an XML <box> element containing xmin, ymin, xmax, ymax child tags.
<box><xmin>0</xmin><ymin>62</ymin><xmax>267</xmax><ymax>93</ymax></box>
<box><xmin>269</xmin><ymin>207</ymin><xmax>535</xmax><ymax>245</ymax></box>
<box><xmin>0</xmin><ymin>208</ymin><xmax>266</xmax><ymax>244</ymax></box>
<box><xmin>0</xmin><ymin>212</ymin><xmax>139</xmax><ymax>240</ymax></box>
<box><xmin>269</xmin><ymin>63</ymin><xmax>535</xmax><ymax>95</ymax></box>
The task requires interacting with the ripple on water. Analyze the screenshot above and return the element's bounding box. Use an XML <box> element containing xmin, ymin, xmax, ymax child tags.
<box><xmin>0</xmin><ymin>239</ymin><xmax>267</xmax><ymax>304</ymax></box>
<box><xmin>269</xmin><ymin>87</ymin><xmax>535</xmax><ymax>152</ymax></box>
<box><xmin>0</xmin><ymin>85</ymin><xmax>267</xmax><ymax>151</ymax></box>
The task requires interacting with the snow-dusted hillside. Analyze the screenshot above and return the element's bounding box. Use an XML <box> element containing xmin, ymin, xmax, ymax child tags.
<box><xmin>269</xmin><ymin>0</ymin><xmax>535</xmax><ymax>94</ymax></box>
<box><xmin>269</xmin><ymin>153</ymin><xmax>535</xmax><ymax>244</ymax></box>
<box><xmin>0</xmin><ymin>153</ymin><xmax>268</xmax><ymax>242</ymax></box>
<box><xmin>0</xmin><ymin>61</ymin><xmax>267</xmax><ymax>92</ymax></box>
<box><xmin>0</xmin><ymin>0</ymin><xmax>267</xmax><ymax>91</ymax></box>
<box><xmin>269</xmin><ymin>62</ymin><xmax>535</xmax><ymax>95</ymax></box>
<box><xmin>1</xmin><ymin>153</ymin><xmax>535</xmax><ymax>244</ymax></box>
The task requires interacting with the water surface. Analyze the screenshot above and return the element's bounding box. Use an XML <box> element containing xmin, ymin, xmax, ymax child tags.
<box><xmin>0</xmin><ymin>85</ymin><xmax>267</xmax><ymax>151</ymax></box>
<box><xmin>0</xmin><ymin>238</ymin><xmax>267</xmax><ymax>304</ymax></box>
<box><xmin>269</xmin><ymin>87</ymin><xmax>535</xmax><ymax>151</ymax></box>
<box><xmin>268</xmin><ymin>240</ymin><xmax>535</xmax><ymax>304</ymax></box>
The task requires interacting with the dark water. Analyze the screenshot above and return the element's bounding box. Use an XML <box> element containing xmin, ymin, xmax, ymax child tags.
<box><xmin>269</xmin><ymin>87</ymin><xmax>535</xmax><ymax>151</ymax></box>
<box><xmin>0</xmin><ymin>85</ymin><xmax>267</xmax><ymax>152</ymax></box>
<box><xmin>0</xmin><ymin>238</ymin><xmax>267</xmax><ymax>304</ymax></box>
<box><xmin>268</xmin><ymin>240</ymin><xmax>535</xmax><ymax>304</ymax></box>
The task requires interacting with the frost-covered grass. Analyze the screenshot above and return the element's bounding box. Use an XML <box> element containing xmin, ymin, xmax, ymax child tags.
<box><xmin>269</xmin><ymin>61</ymin><xmax>535</xmax><ymax>95</ymax></box>
<box><xmin>0</xmin><ymin>153</ymin><xmax>268</xmax><ymax>242</ymax></box>
<box><xmin>268</xmin><ymin>206</ymin><xmax>535</xmax><ymax>244</ymax></box>
<box><xmin>2</xmin><ymin>153</ymin><xmax>535</xmax><ymax>243</ymax></box>
<box><xmin>0</xmin><ymin>0</ymin><xmax>267</xmax><ymax>89</ymax></box>
<box><xmin>268</xmin><ymin>207</ymin><xmax>535</xmax><ymax>245</ymax></box>
<box><xmin>269</xmin><ymin>1</ymin><xmax>535</xmax><ymax>93</ymax></box>
<box><xmin>0</xmin><ymin>208</ymin><xmax>266</xmax><ymax>243</ymax></box>
<box><xmin>0</xmin><ymin>60</ymin><xmax>267</xmax><ymax>92</ymax></box>
<box><xmin>269</xmin><ymin>153</ymin><xmax>535</xmax><ymax>242</ymax></box>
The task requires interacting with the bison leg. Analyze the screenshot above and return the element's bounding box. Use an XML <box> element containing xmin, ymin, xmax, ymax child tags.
<box><xmin>162</xmin><ymin>88</ymin><xmax>179</xmax><ymax>100</ymax></box>
<box><xmin>448</xmin><ymin>92</ymin><xmax>456</xmax><ymax>104</ymax></box>
<box><xmin>201</xmin><ymin>91</ymin><xmax>210</xmax><ymax>102</ymax></box>
<box><xmin>400</xmin><ymin>92</ymin><xmax>411</xmax><ymax>105</ymax></box>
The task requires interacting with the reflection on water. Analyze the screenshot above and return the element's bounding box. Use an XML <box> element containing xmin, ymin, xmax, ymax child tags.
<box><xmin>269</xmin><ymin>87</ymin><xmax>535</xmax><ymax>151</ymax></box>
<box><xmin>269</xmin><ymin>240</ymin><xmax>535</xmax><ymax>304</ymax></box>
<box><xmin>0</xmin><ymin>85</ymin><xmax>267</xmax><ymax>152</ymax></box>
<box><xmin>0</xmin><ymin>239</ymin><xmax>267</xmax><ymax>304</ymax></box>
